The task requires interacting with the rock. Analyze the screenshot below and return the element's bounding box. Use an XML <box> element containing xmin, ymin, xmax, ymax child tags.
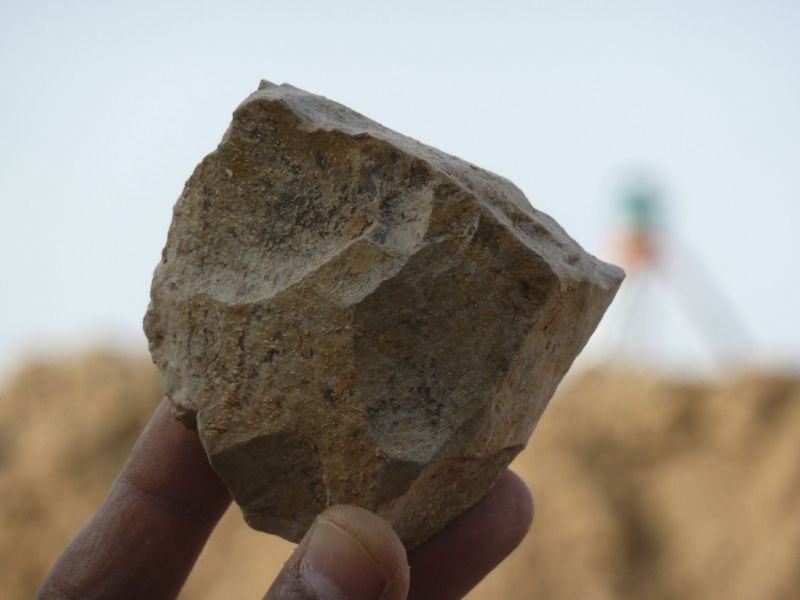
<box><xmin>143</xmin><ymin>80</ymin><xmax>624</xmax><ymax>548</ymax></box>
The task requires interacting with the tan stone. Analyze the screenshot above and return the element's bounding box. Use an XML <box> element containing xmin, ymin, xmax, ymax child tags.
<box><xmin>143</xmin><ymin>80</ymin><xmax>623</xmax><ymax>548</ymax></box>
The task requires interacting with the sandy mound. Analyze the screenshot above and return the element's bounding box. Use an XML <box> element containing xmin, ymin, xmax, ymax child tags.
<box><xmin>1</xmin><ymin>351</ymin><xmax>798</xmax><ymax>599</ymax></box>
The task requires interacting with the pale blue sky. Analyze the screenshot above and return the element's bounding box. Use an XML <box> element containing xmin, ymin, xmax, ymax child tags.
<box><xmin>1</xmin><ymin>1</ymin><xmax>799</xmax><ymax>375</ymax></box>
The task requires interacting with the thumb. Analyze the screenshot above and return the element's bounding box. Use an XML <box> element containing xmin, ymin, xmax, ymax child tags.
<box><xmin>264</xmin><ymin>505</ymin><xmax>410</xmax><ymax>600</ymax></box>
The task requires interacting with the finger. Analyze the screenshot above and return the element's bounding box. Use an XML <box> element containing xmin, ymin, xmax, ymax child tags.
<box><xmin>265</xmin><ymin>505</ymin><xmax>410</xmax><ymax>600</ymax></box>
<box><xmin>37</xmin><ymin>398</ymin><xmax>231</xmax><ymax>600</ymax></box>
<box><xmin>407</xmin><ymin>470</ymin><xmax>533</xmax><ymax>600</ymax></box>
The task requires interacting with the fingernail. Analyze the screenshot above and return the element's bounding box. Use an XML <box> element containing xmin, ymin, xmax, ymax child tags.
<box><xmin>300</xmin><ymin>517</ymin><xmax>386</xmax><ymax>600</ymax></box>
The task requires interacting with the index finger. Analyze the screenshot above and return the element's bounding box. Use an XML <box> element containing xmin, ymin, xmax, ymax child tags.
<box><xmin>37</xmin><ymin>399</ymin><xmax>231</xmax><ymax>600</ymax></box>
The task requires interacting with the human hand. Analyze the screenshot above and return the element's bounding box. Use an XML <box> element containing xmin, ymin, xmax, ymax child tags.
<box><xmin>37</xmin><ymin>399</ymin><xmax>533</xmax><ymax>599</ymax></box>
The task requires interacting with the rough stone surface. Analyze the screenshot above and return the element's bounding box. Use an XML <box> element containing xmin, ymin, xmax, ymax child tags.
<box><xmin>144</xmin><ymin>80</ymin><xmax>624</xmax><ymax>548</ymax></box>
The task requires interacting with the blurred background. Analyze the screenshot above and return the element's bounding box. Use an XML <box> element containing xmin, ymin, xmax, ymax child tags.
<box><xmin>1</xmin><ymin>1</ymin><xmax>799</xmax><ymax>598</ymax></box>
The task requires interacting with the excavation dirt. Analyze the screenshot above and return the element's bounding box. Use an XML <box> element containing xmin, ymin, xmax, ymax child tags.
<box><xmin>2</xmin><ymin>350</ymin><xmax>798</xmax><ymax>599</ymax></box>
